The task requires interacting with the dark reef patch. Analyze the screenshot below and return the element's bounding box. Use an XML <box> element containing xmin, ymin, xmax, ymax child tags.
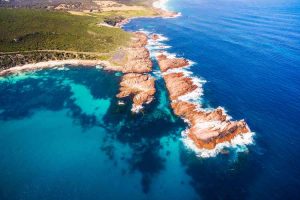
<box><xmin>180</xmin><ymin>145</ymin><xmax>263</xmax><ymax>200</ymax></box>
<box><xmin>100</xmin><ymin>76</ymin><xmax>185</xmax><ymax>193</ymax></box>
<box><xmin>0</xmin><ymin>67</ymin><xmax>186</xmax><ymax>194</ymax></box>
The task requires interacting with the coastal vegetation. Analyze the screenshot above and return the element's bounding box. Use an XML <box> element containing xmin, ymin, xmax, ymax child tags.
<box><xmin>0</xmin><ymin>3</ymin><xmax>157</xmax><ymax>69</ymax></box>
<box><xmin>0</xmin><ymin>8</ymin><xmax>131</xmax><ymax>53</ymax></box>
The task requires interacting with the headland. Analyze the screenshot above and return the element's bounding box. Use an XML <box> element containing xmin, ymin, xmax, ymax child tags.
<box><xmin>0</xmin><ymin>0</ymin><xmax>253</xmax><ymax>156</ymax></box>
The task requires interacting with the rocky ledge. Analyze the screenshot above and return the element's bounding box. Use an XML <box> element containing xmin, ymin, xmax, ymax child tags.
<box><xmin>163</xmin><ymin>72</ymin><xmax>197</xmax><ymax>100</ymax></box>
<box><xmin>151</xmin><ymin>34</ymin><xmax>160</xmax><ymax>41</ymax></box>
<box><xmin>158</xmin><ymin>54</ymin><xmax>250</xmax><ymax>150</ymax></box>
<box><xmin>107</xmin><ymin>32</ymin><xmax>152</xmax><ymax>73</ymax></box>
<box><xmin>172</xmin><ymin>101</ymin><xmax>250</xmax><ymax>149</ymax></box>
<box><xmin>113</xmin><ymin>32</ymin><xmax>156</xmax><ymax>112</ymax></box>
<box><xmin>117</xmin><ymin>73</ymin><xmax>156</xmax><ymax>113</ymax></box>
<box><xmin>157</xmin><ymin>54</ymin><xmax>189</xmax><ymax>72</ymax></box>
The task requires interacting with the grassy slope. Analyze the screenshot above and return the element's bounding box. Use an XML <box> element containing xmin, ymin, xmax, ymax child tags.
<box><xmin>0</xmin><ymin>8</ymin><xmax>132</xmax><ymax>53</ymax></box>
<box><xmin>91</xmin><ymin>9</ymin><xmax>157</xmax><ymax>18</ymax></box>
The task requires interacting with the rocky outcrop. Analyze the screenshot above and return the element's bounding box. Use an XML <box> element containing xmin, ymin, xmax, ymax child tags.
<box><xmin>107</xmin><ymin>32</ymin><xmax>152</xmax><ymax>73</ymax></box>
<box><xmin>171</xmin><ymin>101</ymin><xmax>250</xmax><ymax>149</ymax></box>
<box><xmin>117</xmin><ymin>73</ymin><xmax>156</xmax><ymax>113</ymax></box>
<box><xmin>151</xmin><ymin>34</ymin><xmax>160</xmax><ymax>41</ymax></box>
<box><xmin>163</xmin><ymin>72</ymin><xmax>197</xmax><ymax>100</ymax></box>
<box><xmin>130</xmin><ymin>32</ymin><xmax>148</xmax><ymax>48</ymax></box>
<box><xmin>158</xmin><ymin>53</ymin><xmax>250</xmax><ymax>150</ymax></box>
<box><xmin>113</xmin><ymin>32</ymin><xmax>156</xmax><ymax>112</ymax></box>
<box><xmin>157</xmin><ymin>54</ymin><xmax>189</xmax><ymax>72</ymax></box>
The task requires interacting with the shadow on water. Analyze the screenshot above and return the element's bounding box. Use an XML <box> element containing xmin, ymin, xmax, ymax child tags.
<box><xmin>180</xmin><ymin>142</ymin><xmax>264</xmax><ymax>200</ymax></box>
<box><xmin>0</xmin><ymin>67</ymin><xmax>119</xmax><ymax>129</ymax></box>
<box><xmin>0</xmin><ymin>66</ymin><xmax>186</xmax><ymax>194</ymax></box>
<box><xmin>101</xmin><ymin>77</ymin><xmax>185</xmax><ymax>193</ymax></box>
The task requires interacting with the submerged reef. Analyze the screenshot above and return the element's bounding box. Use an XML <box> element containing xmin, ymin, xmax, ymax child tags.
<box><xmin>0</xmin><ymin>31</ymin><xmax>252</xmax><ymax>155</ymax></box>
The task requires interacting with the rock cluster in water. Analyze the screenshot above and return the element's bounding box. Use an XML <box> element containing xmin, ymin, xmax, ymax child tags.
<box><xmin>112</xmin><ymin>32</ymin><xmax>156</xmax><ymax>112</ymax></box>
<box><xmin>156</xmin><ymin>48</ymin><xmax>250</xmax><ymax>149</ymax></box>
<box><xmin>0</xmin><ymin>30</ymin><xmax>251</xmax><ymax>152</ymax></box>
<box><xmin>117</xmin><ymin>73</ymin><xmax>155</xmax><ymax>113</ymax></box>
<box><xmin>157</xmin><ymin>54</ymin><xmax>189</xmax><ymax>72</ymax></box>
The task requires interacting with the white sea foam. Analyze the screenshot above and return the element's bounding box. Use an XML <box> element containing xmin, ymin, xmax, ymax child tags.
<box><xmin>152</xmin><ymin>34</ymin><xmax>169</xmax><ymax>42</ymax></box>
<box><xmin>152</xmin><ymin>0</ymin><xmax>182</xmax><ymax>18</ymax></box>
<box><xmin>152</xmin><ymin>70</ymin><xmax>163</xmax><ymax>79</ymax></box>
<box><xmin>153</xmin><ymin>0</ymin><xmax>169</xmax><ymax>11</ymax></box>
<box><xmin>178</xmin><ymin>76</ymin><xmax>206</xmax><ymax>103</ymax></box>
<box><xmin>131</xmin><ymin>104</ymin><xmax>143</xmax><ymax>113</ymax></box>
<box><xmin>148</xmin><ymin>45</ymin><xmax>171</xmax><ymax>52</ymax></box>
<box><xmin>138</xmin><ymin>29</ymin><xmax>151</xmax><ymax>35</ymax></box>
<box><xmin>182</xmin><ymin>130</ymin><xmax>255</xmax><ymax>158</ymax></box>
<box><xmin>141</xmin><ymin>30</ymin><xmax>254</xmax><ymax>158</ymax></box>
<box><xmin>55</xmin><ymin>66</ymin><xmax>69</xmax><ymax>71</ymax></box>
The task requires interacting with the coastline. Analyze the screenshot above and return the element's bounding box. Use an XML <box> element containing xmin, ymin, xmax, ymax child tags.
<box><xmin>0</xmin><ymin>59</ymin><xmax>113</xmax><ymax>76</ymax></box>
<box><xmin>0</xmin><ymin>0</ymin><xmax>254</xmax><ymax>157</ymax></box>
<box><xmin>116</xmin><ymin>0</ymin><xmax>181</xmax><ymax>28</ymax></box>
<box><xmin>142</xmin><ymin>30</ymin><xmax>255</xmax><ymax>157</ymax></box>
<box><xmin>0</xmin><ymin>0</ymin><xmax>177</xmax><ymax>114</ymax></box>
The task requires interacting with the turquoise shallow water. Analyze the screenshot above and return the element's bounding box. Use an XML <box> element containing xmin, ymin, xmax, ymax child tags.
<box><xmin>0</xmin><ymin>67</ymin><xmax>198</xmax><ymax>200</ymax></box>
<box><xmin>1</xmin><ymin>0</ymin><xmax>300</xmax><ymax>199</ymax></box>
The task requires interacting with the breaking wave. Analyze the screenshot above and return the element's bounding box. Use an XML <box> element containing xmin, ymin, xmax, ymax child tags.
<box><xmin>142</xmin><ymin>31</ymin><xmax>255</xmax><ymax>158</ymax></box>
<box><xmin>182</xmin><ymin>130</ymin><xmax>255</xmax><ymax>158</ymax></box>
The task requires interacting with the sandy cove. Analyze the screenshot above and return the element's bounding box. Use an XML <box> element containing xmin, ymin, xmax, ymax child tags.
<box><xmin>156</xmin><ymin>49</ymin><xmax>251</xmax><ymax>150</ymax></box>
<box><xmin>0</xmin><ymin>59</ymin><xmax>112</xmax><ymax>76</ymax></box>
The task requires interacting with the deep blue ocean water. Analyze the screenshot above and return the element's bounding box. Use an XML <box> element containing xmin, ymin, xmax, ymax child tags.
<box><xmin>1</xmin><ymin>0</ymin><xmax>300</xmax><ymax>199</ymax></box>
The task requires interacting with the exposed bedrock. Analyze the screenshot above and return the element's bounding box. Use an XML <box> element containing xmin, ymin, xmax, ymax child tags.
<box><xmin>171</xmin><ymin>101</ymin><xmax>250</xmax><ymax>149</ymax></box>
<box><xmin>158</xmin><ymin>53</ymin><xmax>251</xmax><ymax>150</ymax></box>
<box><xmin>156</xmin><ymin>54</ymin><xmax>189</xmax><ymax>72</ymax></box>
<box><xmin>117</xmin><ymin>73</ymin><xmax>156</xmax><ymax>113</ymax></box>
<box><xmin>108</xmin><ymin>32</ymin><xmax>152</xmax><ymax>73</ymax></box>
<box><xmin>151</xmin><ymin>34</ymin><xmax>160</xmax><ymax>41</ymax></box>
<box><xmin>163</xmin><ymin>72</ymin><xmax>197</xmax><ymax>100</ymax></box>
<box><xmin>115</xmin><ymin>32</ymin><xmax>156</xmax><ymax>112</ymax></box>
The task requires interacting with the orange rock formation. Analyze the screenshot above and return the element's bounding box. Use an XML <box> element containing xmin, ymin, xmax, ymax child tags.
<box><xmin>157</xmin><ymin>53</ymin><xmax>250</xmax><ymax>149</ymax></box>
<box><xmin>163</xmin><ymin>72</ymin><xmax>197</xmax><ymax>100</ymax></box>
<box><xmin>106</xmin><ymin>32</ymin><xmax>152</xmax><ymax>73</ymax></box>
<box><xmin>117</xmin><ymin>73</ymin><xmax>156</xmax><ymax>112</ymax></box>
<box><xmin>157</xmin><ymin>54</ymin><xmax>189</xmax><ymax>72</ymax></box>
<box><xmin>151</xmin><ymin>34</ymin><xmax>160</xmax><ymax>41</ymax></box>
<box><xmin>114</xmin><ymin>32</ymin><xmax>156</xmax><ymax>112</ymax></box>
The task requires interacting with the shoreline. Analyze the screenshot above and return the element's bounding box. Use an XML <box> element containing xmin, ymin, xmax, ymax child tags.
<box><xmin>116</xmin><ymin>0</ymin><xmax>181</xmax><ymax>28</ymax></box>
<box><xmin>147</xmin><ymin>32</ymin><xmax>254</xmax><ymax>157</ymax></box>
<box><xmin>0</xmin><ymin>59</ymin><xmax>113</xmax><ymax>76</ymax></box>
<box><xmin>0</xmin><ymin>0</ymin><xmax>254</xmax><ymax>157</ymax></box>
<box><xmin>0</xmin><ymin>33</ymin><xmax>156</xmax><ymax>114</ymax></box>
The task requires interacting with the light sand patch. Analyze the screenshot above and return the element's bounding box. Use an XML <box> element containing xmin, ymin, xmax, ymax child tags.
<box><xmin>68</xmin><ymin>11</ymin><xmax>91</xmax><ymax>16</ymax></box>
<box><xmin>93</xmin><ymin>1</ymin><xmax>146</xmax><ymax>11</ymax></box>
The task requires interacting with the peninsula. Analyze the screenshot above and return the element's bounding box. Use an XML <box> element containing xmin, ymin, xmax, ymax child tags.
<box><xmin>0</xmin><ymin>0</ymin><xmax>252</xmax><ymax>154</ymax></box>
